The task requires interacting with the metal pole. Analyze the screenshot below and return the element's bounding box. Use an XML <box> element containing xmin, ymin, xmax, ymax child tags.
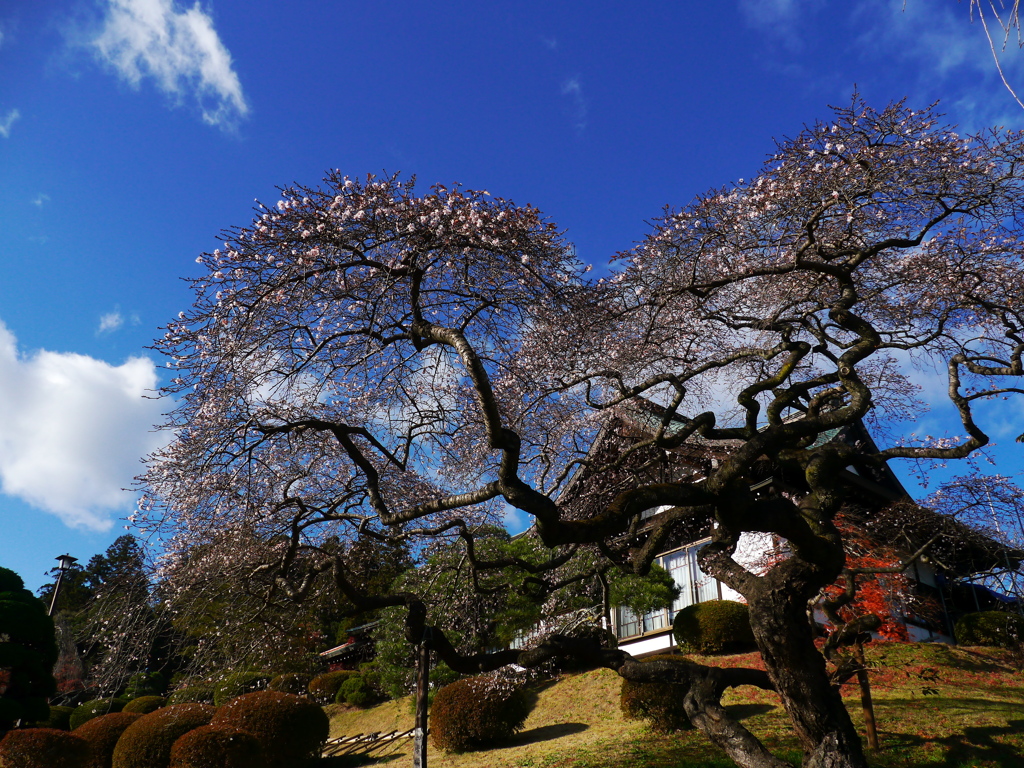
<box><xmin>47</xmin><ymin>568</ymin><xmax>66</xmax><ymax>617</ymax></box>
<box><xmin>413</xmin><ymin>629</ymin><xmax>431</xmax><ymax>768</ymax></box>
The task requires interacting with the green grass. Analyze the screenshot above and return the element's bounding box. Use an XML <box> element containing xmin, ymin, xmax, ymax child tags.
<box><xmin>325</xmin><ymin>643</ymin><xmax>1024</xmax><ymax>768</ymax></box>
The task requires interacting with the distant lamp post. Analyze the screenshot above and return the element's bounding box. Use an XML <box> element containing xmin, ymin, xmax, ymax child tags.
<box><xmin>47</xmin><ymin>554</ymin><xmax>78</xmax><ymax>617</ymax></box>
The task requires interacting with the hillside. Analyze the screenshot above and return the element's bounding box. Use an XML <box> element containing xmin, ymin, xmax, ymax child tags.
<box><xmin>326</xmin><ymin>643</ymin><xmax>1024</xmax><ymax>768</ymax></box>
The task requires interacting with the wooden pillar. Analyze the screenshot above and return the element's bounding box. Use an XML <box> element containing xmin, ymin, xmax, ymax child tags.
<box><xmin>413</xmin><ymin>632</ymin><xmax>431</xmax><ymax>768</ymax></box>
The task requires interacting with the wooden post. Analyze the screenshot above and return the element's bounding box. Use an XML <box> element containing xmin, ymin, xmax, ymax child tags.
<box><xmin>413</xmin><ymin>631</ymin><xmax>431</xmax><ymax>768</ymax></box>
<box><xmin>853</xmin><ymin>642</ymin><xmax>879</xmax><ymax>750</ymax></box>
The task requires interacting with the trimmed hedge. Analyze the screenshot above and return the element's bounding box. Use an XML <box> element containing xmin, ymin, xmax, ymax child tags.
<box><xmin>169</xmin><ymin>725</ymin><xmax>265</xmax><ymax>768</ymax></box>
<box><xmin>429</xmin><ymin>675</ymin><xmax>531</xmax><ymax>753</ymax></box>
<box><xmin>110</xmin><ymin>703</ymin><xmax>215</xmax><ymax>768</ymax></box>
<box><xmin>74</xmin><ymin>712</ymin><xmax>142</xmax><ymax>768</ymax></box>
<box><xmin>166</xmin><ymin>686</ymin><xmax>214</xmax><ymax>706</ymax></box>
<box><xmin>619</xmin><ymin>655</ymin><xmax>692</xmax><ymax>733</ymax></box>
<box><xmin>35</xmin><ymin>704</ymin><xmax>74</xmax><ymax>730</ymax></box>
<box><xmin>267</xmin><ymin>673</ymin><xmax>312</xmax><ymax>697</ymax></box>
<box><xmin>212</xmin><ymin>691</ymin><xmax>328</xmax><ymax>768</ymax></box>
<box><xmin>70</xmin><ymin>698</ymin><xmax>129</xmax><ymax>731</ymax></box>
<box><xmin>673</xmin><ymin>599</ymin><xmax>754</xmax><ymax>654</ymax></box>
<box><xmin>122</xmin><ymin>696</ymin><xmax>167</xmax><ymax>715</ymax></box>
<box><xmin>308</xmin><ymin>670</ymin><xmax>358</xmax><ymax>704</ymax></box>
<box><xmin>0</xmin><ymin>727</ymin><xmax>91</xmax><ymax>768</ymax></box>
<box><xmin>212</xmin><ymin>671</ymin><xmax>272</xmax><ymax>707</ymax></box>
<box><xmin>955</xmin><ymin>611</ymin><xmax>1024</xmax><ymax>648</ymax></box>
<box><xmin>336</xmin><ymin>675</ymin><xmax>372</xmax><ymax>707</ymax></box>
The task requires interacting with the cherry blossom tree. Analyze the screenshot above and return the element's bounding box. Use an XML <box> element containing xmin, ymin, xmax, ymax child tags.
<box><xmin>141</xmin><ymin>99</ymin><xmax>1024</xmax><ymax>768</ymax></box>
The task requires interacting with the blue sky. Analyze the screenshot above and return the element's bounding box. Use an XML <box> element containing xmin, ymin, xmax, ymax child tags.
<box><xmin>2</xmin><ymin>0</ymin><xmax>1024</xmax><ymax>593</ymax></box>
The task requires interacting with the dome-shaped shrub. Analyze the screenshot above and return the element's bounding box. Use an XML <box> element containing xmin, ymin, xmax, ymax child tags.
<box><xmin>429</xmin><ymin>675</ymin><xmax>531</xmax><ymax>753</ymax></box>
<box><xmin>267</xmin><ymin>672</ymin><xmax>311</xmax><ymax>696</ymax></box>
<box><xmin>111</xmin><ymin>703</ymin><xmax>215</xmax><ymax>768</ymax></box>
<box><xmin>211</xmin><ymin>691</ymin><xmax>328</xmax><ymax>768</ymax></box>
<box><xmin>74</xmin><ymin>712</ymin><xmax>142</xmax><ymax>768</ymax></box>
<box><xmin>955</xmin><ymin>611</ymin><xmax>1024</xmax><ymax>648</ymax></box>
<box><xmin>0</xmin><ymin>727</ymin><xmax>91</xmax><ymax>768</ymax></box>
<box><xmin>212</xmin><ymin>671</ymin><xmax>272</xmax><ymax>706</ymax></box>
<box><xmin>70</xmin><ymin>698</ymin><xmax>129</xmax><ymax>730</ymax></box>
<box><xmin>335</xmin><ymin>675</ymin><xmax>373</xmax><ymax>707</ymax></box>
<box><xmin>166</xmin><ymin>686</ymin><xmax>214</xmax><ymax>705</ymax></box>
<box><xmin>673</xmin><ymin>599</ymin><xmax>754</xmax><ymax>654</ymax></box>
<box><xmin>36</xmin><ymin>704</ymin><xmax>74</xmax><ymax>730</ymax></box>
<box><xmin>619</xmin><ymin>655</ymin><xmax>692</xmax><ymax>733</ymax></box>
<box><xmin>169</xmin><ymin>725</ymin><xmax>264</xmax><ymax>768</ymax></box>
<box><xmin>122</xmin><ymin>696</ymin><xmax>167</xmax><ymax>715</ymax></box>
<box><xmin>307</xmin><ymin>670</ymin><xmax>357</xmax><ymax>704</ymax></box>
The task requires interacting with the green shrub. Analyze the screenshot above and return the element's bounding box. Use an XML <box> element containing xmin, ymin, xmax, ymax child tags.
<box><xmin>307</xmin><ymin>670</ymin><xmax>358</xmax><ymax>704</ymax></box>
<box><xmin>123</xmin><ymin>672</ymin><xmax>164</xmax><ymax>700</ymax></box>
<box><xmin>35</xmin><ymin>704</ymin><xmax>74</xmax><ymax>730</ymax></box>
<box><xmin>169</xmin><ymin>725</ymin><xmax>265</xmax><ymax>768</ymax></box>
<box><xmin>70</xmin><ymin>698</ymin><xmax>129</xmax><ymax>731</ymax></box>
<box><xmin>212</xmin><ymin>671</ymin><xmax>272</xmax><ymax>707</ymax></box>
<box><xmin>74</xmin><ymin>712</ymin><xmax>142</xmax><ymax>768</ymax></box>
<box><xmin>619</xmin><ymin>655</ymin><xmax>692</xmax><ymax>733</ymax></box>
<box><xmin>429</xmin><ymin>675</ymin><xmax>531</xmax><ymax>753</ymax></box>
<box><xmin>211</xmin><ymin>691</ymin><xmax>328</xmax><ymax>768</ymax></box>
<box><xmin>673</xmin><ymin>599</ymin><xmax>754</xmax><ymax>654</ymax></box>
<box><xmin>110</xmin><ymin>703</ymin><xmax>215</xmax><ymax>768</ymax></box>
<box><xmin>955</xmin><ymin>611</ymin><xmax>1024</xmax><ymax>648</ymax></box>
<box><xmin>0</xmin><ymin>727</ymin><xmax>91</xmax><ymax>768</ymax></box>
<box><xmin>336</xmin><ymin>675</ymin><xmax>371</xmax><ymax>707</ymax></box>
<box><xmin>267</xmin><ymin>673</ymin><xmax>311</xmax><ymax>697</ymax></box>
<box><xmin>0</xmin><ymin>568</ymin><xmax>59</xmax><ymax>729</ymax></box>
<box><xmin>122</xmin><ymin>696</ymin><xmax>167</xmax><ymax>715</ymax></box>
<box><xmin>166</xmin><ymin>686</ymin><xmax>214</xmax><ymax>706</ymax></box>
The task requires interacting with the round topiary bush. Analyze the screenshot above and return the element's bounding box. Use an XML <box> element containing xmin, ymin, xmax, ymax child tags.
<box><xmin>168</xmin><ymin>725</ymin><xmax>265</xmax><ymax>768</ymax></box>
<box><xmin>429</xmin><ymin>675</ymin><xmax>531</xmax><ymax>753</ymax></box>
<box><xmin>335</xmin><ymin>675</ymin><xmax>372</xmax><ymax>707</ymax></box>
<box><xmin>70</xmin><ymin>698</ymin><xmax>129</xmax><ymax>731</ymax></box>
<box><xmin>955</xmin><ymin>611</ymin><xmax>1024</xmax><ymax>648</ymax></box>
<box><xmin>122</xmin><ymin>696</ymin><xmax>167</xmax><ymax>715</ymax></box>
<box><xmin>619</xmin><ymin>655</ymin><xmax>692</xmax><ymax>733</ymax></box>
<box><xmin>211</xmin><ymin>691</ymin><xmax>328</xmax><ymax>768</ymax></box>
<box><xmin>673</xmin><ymin>599</ymin><xmax>755</xmax><ymax>654</ymax></box>
<box><xmin>212</xmin><ymin>671</ymin><xmax>272</xmax><ymax>707</ymax></box>
<box><xmin>267</xmin><ymin>673</ymin><xmax>312</xmax><ymax>697</ymax></box>
<box><xmin>74</xmin><ymin>712</ymin><xmax>142</xmax><ymax>768</ymax></box>
<box><xmin>0</xmin><ymin>727</ymin><xmax>91</xmax><ymax>768</ymax></box>
<box><xmin>110</xmin><ymin>703</ymin><xmax>215</xmax><ymax>768</ymax></box>
<box><xmin>36</xmin><ymin>704</ymin><xmax>75</xmax><ymax>730</ymax></box>
<box><xmin>166</xmin><ymin>686</ymin><xmax>214</xmax><ymax>706</ymax></box>
<box><xmin>307</xmin><ymin>670</ymin><xmax>357</xmax><ymax>704</ymax></box>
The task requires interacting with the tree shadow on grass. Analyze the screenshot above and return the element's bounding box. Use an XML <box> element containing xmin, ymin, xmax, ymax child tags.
<box><xmin>725</xmin><ymin>703</ymin><xmax>776</xmax><ymax>720</ymax></box>
<box><xmin>879</xmin><ymin>717</ymin><xmax>1024</xmax><ymax>767</ymax></box>
<box><xmin>512</xmin><ymin>721</ymin><xmax>590</xmax><ymax>746</ymax></box>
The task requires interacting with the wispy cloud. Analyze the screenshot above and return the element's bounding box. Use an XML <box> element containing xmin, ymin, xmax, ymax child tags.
<box><xmin>97</xmin><ymin>307</ymin><xmax>141</xmax><ymax>335</ymax></box>
<box><xmin>561</xmin><ymin>76</ymin><xmax>588</xmax><ymax>131</ymax></box>
<box><xmin>0</xmin><ymin>320</ymin><xmax>166</xmax><ymax>530</ymax></box>
<box><xmin>0</xmin><ymin>108</ymin><xmax>20</xmax><ymax>138</ymax></box>
<box><xmin>97</xmin><ymin>311</ymin><xmax>124</xmax><ymax>334</ymax></box>
<box><xmin>91</xmin><ymin>0</ymin><xmax>249</xmax><ymax>129</ymax></box>
<box><xmin>541</xmin><ymin>36</ymin><xmax>558</xmax><ymax>51</ymax></box>
<box><xmin>32</xmin><ymin>193</ymin><xmax>50</xmax><ymax>208</ymax></box>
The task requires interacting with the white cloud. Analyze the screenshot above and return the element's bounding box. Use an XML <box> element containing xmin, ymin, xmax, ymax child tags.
<box><xmin>561</xmin><ymin>76</ymin><xmax>587</xmax><ymax>131</ymax></box>
<box><xmin>97</xmin><ymin>311</ymin><xmax>124</xmax><ymax>334</ymax></box>
<box><xmin>0</xmin><ymin>321</ymin><xmax>168</xmax><ymax>530</ymax></box>
<box><xmin>92</xmin><ymin>0</ymin><xmax>248</xmax><ymax>129</ymax></box>
<box><xmin>32</xmin><ymin>193</ymin><xmax>50</xmax><ymax>208</ymax></box>
<box><xmin>0</xmin><ymin>109</ymin><xmax>20</xmax><ymax>138</ymax></box>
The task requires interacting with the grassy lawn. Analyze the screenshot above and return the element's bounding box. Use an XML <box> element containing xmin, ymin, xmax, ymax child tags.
<box><xmin>325</xmin><ymin>643</ymin><xmax>1024</xmax><ymax>768</ymax></box>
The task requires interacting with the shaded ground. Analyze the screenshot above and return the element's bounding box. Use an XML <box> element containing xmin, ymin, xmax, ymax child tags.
<box><xmin>326</xmin><ymin>643</ymin><xmax>1024</xmax><ymax>768</ymax></box>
